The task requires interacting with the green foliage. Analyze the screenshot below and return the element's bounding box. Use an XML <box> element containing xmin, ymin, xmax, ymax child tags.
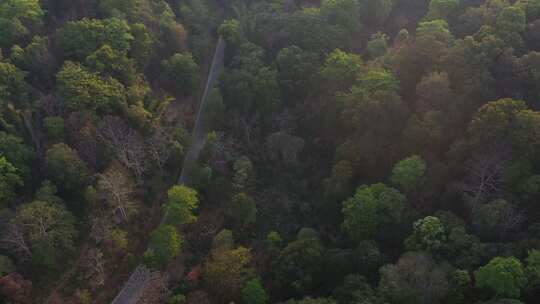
<box><xmin>203</xmin><ymin>246</ymin><xmax>254</xmax><ymax>302</ymax></box>
<box><xmin>0</xmin><ymin>156</ymin><xmax>22</xmax><ymax>207</ymax></box>
<box><xmin>475</xmin><ymin>256</ymin><xmax>527</xmax><ymax>298</ymax></box>
<box><xmin>0</xmin><ymin>0</ymin><xmax>43</xmax><ymax>47</ymax></box>
<box><xmin>427</xmin><ymin>0</ymin><xmax>460</xmax><ymax>20</ymax></box>
<box><xmin>266</xmin><ymin>231</ymin><xmax>283</xmax><ymax>249</ymax></box>
<box><xmin>163</xmin><ymin>185</ymin><xmax>199</xmax><ymax>226</ymax></box>
<box><xmin>161</xmin><ymin>52</ymin><xmax>200</xmax><ymax>96</ymax></box>
<box><xmin>332</xmin><ymin>274</ymin><xmax>376</xmax><ymax>304</ymax></box>
<box><xmin>57</xmin><ymin>61</ymin><xmax>126</xmax><ymax>113</ymax></box>
<box><xmin>212</xmin><ymin>229</ymin><xmax>234</xmax><ymax>251</ymax></box>
<box><xmin>242</xmin><ymin>278</ymin><xmax>267</xmax><ymax>304</ymax></box>
<box><xmin>85</xmin><ymin>44</ymin><xmax>137</xmax><ymax>85</ymax></box>
<box><xmin>167</xmin><ymin>294</ymin><xmax>186</xmax><ymax>304</ymax></box>
<box><xmin>0</xmin><ymin>61</ymin><xmax>27</xmax><ymax>105</ymax></box>
<box><xmin>391</xmin><ymin>155</ymin><xmax>427</xmax><ymax>193</ymax></box>
<box><xmin>525</xmin><ymin>249</ymin><xmax>540</xmax><ymax>284</ymax></box>
<box><xmin>341</xmin><ymin>183</ymin><xmax>408</xmax><ymax>242</ymax></box>
<box><xmin>274</xmin><ymin>238</ymin><xmax>325</xmax><ymax>295</ymax></box>
<box><xmin>320</xmin><ymin>0</ymin><xmax>361</xmax><ymax>32</ymax></box>
<box><xmin>14</xmin><ymin>200</ymin><xmax>77</xmax><ymax>265</ymax></box>
<box><xmin>227</xmin><ymin>193</ymin><xmax>257</xmax><ymax>227</ymax></box>
<box><xmin>43</xmin><ymin>116</ymin><xmax>65</xmax><ymax>142</ymax></box>
<box><xmin>45</xmin><ymin>143</ymin><xmax>89</xmax><ymax>194</ymax></box>
<box><xmin>144</xmin><ymin>225</ymin><xmax>182</xmax><ymax>269</ymax></box>
<box><xmin>58</xmin><ymin>18</ymin><xmax>133</xmax><ymax>60</ymax></box>
<box><xmin>320</xmin><ymin>49</ymin><xmax>363</xmax><ymax>89</ymax></box>
<box><xmin>219</xmin><ymin>19</ymin><xmax>244</xmax><ymax>46</ymax></box>
<box><xmin>0</xmin><ymin>255</ymin><xmax>15</xmax><ymax>275</ymax></box>
<box><xmin>405</xmin><ymin>216</ymin><xmax>447</xmax><ymax>254</ymax></box>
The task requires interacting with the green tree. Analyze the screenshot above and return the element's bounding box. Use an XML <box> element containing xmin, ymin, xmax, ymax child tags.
<box><xmin>227</xmin><ymin>193</ymin><xmax>257</xmax><ymax>227</ymax></box>
<box><xmin>341</xmin><ymin>183</ymin><xmax>408</xmax><ymax>242</ymax></box>
<box><xmin>14</xmin><ymin>200</ymin><xmax>77</xmax><ymax>266</ymax></box>
<box><xmin>43</xmin><ymin>116</ymin><xmax>65</xmax><ymax>142</ymax></box>
<box><xmin>161</xmin><ymin>52</ymin><xmax>200</xmax><ymax>96</ymax></box>
<box><xmin>56</xmin><ymin>61</ymin><xmax>126</xmax><ymax>113</ymax></box>
<box><xmin>0</xmin><ymin>61</ymin><xmax>27</xmax><ymax>105</ymax></box>
<box><xmin>203</xmin><ymin>246</ymin><xmax>254</xmax><ymax>302</ymax></box>
<box><xmin>390</xmin><ymin>155</ymin><xmax>427</xmax><ymax>193</ymax></box>
<box><xmin>0</xmin><ymin>0</ymin><xmax>44</xmax><ymax>48</ymax></box>
<box><xmin>85</xmin><ymin>44</ymin><xmax>137</xmax><ymax>85</ymax></box>
<box><xmin>320</xmin><ymin>49</ymin><xmax>363</xmax><ymax>90</ymax></box>
<box><xmin>526</xmin><ymin>249</ymin><xmax>540</xmax><ymax>286</ymax></box>
<box><xmin>45</xmin><ymin>143</ymin><xmax>89</xmax><ymax>194</ymax></box>
<box><xmin>163</xmin><ymin>185</ymin><xmax>199</xmax><ymax>226</ymax></box>
<box><xmin>0</xmin><ymin>156</ymin><xmax>22</xmax><ymax>207</ymax></box>
<box><xmin>242</xmin><ymin>278</ymin><xmax>267</xmax><ymax>304</ymax></box>
<box><xmin>0</xmin><ymin>255</ymin><xmax>15</xmax><ymax>276</ymax></box>
<box><xmin>405</xmin><ymin>216</ymin><xmax>447</xmax><ymax>254</ymax></box>
<box><xmin>475</xmin><ymin>257</ymin><xmax>526</xmax><ymax>298</ymax></box>
<box><xmin>320</xmin><ymin>0</ymin><xmax>361</xmax><ymax>32</ymax></box>
<box><xmin>143</xmin><ymin>224</ymin><xmax>182</xmax><ymax>269</ymax></box>
<box><xmin>332</xmin><ymin>274</ymin><xmax>376</xmax><ymax>304</ymax></box>
<box><xmin>58</xmin><ymin>18</ymin><xmax>133</xmax><ymax>60</ymax></box>
<box><xmin>274</xmin><ymin>238</ymin><xmax>325</xmax><ymax>295</ymax></box>
<box><xmin>427</xmin><ymin>0</ymin><xmax>460</xmax><ymax>20</ymax></box>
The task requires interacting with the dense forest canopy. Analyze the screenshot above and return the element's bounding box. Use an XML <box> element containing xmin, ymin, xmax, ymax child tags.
<box><xmin>1</xmin><ymin>0</ymin><xmax>540</xmax><ymax>303</ymax></box>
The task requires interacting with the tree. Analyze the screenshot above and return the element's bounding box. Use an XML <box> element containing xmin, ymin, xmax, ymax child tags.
<box><xmin>203</xmin><ymin>246</ymin><xmax>254</xmax><ymax>302</ymax></box>
<box><xmin>0</xmin><ymin>272</ymin><xmax>32</xmax><ymax>304</ymax></box>
<box><xmin>332</xmin><ymin>274</ymin><xmax>376</xmax><ymax>304</ymax></box>
<box><xmin>58</xmin><ymin>18</ymin><xmax>133</xmax><ymax>60</ymax></box>
<box><xmin>390</xmin><ymin>155</ymin><xmax>426</xmax><ymax>193</ymax></box>
<box><xmin>0</xmin><ymin>132</ymin><xmax>34</xmax><ymax>181</ymax></box>
<box><xmin>320</xmin><ymin>49</ymin><xmax>363</xmax><ymax>90</ymax></box>
<box><xmin>43</xmin><ymin>116</ymin><xmax>65</xmax><ymax>142</ymax></box>
<box><xmin>404</xmin><ymin>216</ymin><xmax>447</xmax><ymax>255</ymax></box>
<box><xmin>98</xmin><ymin>116</ymin><xmax>148</xmax><ymax>180</ymax></box>
<box><xmin>144</xmin><ymin>225</ymin><xmax>182</xmax><ymax>269</ymax></box>
<box><xmin>472</xmin><ymin>199</ymin><xmax>524</xmax><ymax>241</ymax></box>
<box><xmin>358</xmin><ymin>0</ymin><xmax>393</xmax><ymax>26</ymax></box>
<box><xmin>85</xmin><ymin>44</ymin><xmax>137</xmax><ymax>85</ymax></box>
<box><xmin>241</xmin><ymin>278</ymin><xmax>267</xmax><ymax>304</ymax></box>
<box><xmin>232</xmin><ymin>156</ymin><xmax>253</xmax><ymax>191</ymax></box>
<box><xmin>275</xmin><ymin>46</ymin><xmax>319</xmax><ymax>101</ymax></box>
<box><xmin>227</xmin><ymin>193</ymin><xmax>257</xmax><ymax>227</ymax></box>
<box><xmin>45</xmin><ymin>143</ymin><xmax>89</xmax><ymax>195</ymax></box>
<box><xmin>0</xmin><ymin>156</ymin><xmax>22</xmax><ymax>208</ymax></box>
<box><xmin>0</xmin><ymin>255</ymin><xmax>15</xmax><ymax>276</ymax></box>
<box><xmin>427</xmin><ymin>0</ymin><xmax>460</xmax><ymax>20</ymax></box>
<box><xmin>161</xmin><ymin>52</ymin><xmax>200</xmax><ymax>96</ymax></box>
<box><xmin>0</xmin><ymin>61</ymin><xmax>27</xmax><ymax>105</ymax></box>
<box><xmin>163</xmin><ymin>185</ymin><xmax>199</xmax><ymax>226</ymax></box>
<box><xmin>379</xmin><ymin>252</ymin><xmax>450</xmax><ymax>304</ymax></box>
<box><xmin>56</xmin><ymin>61</ymin><xmax>126</xmax><ymax>113</ymax></box>
<box><xmin>475</xmin><ymin>257</ymin><xmax>527</xmax><ymax>298</ymax></box>
<box><xmin>320</xmin><ymin>0</ymin><xmax>361</xmax><ymax>33</ymax></box>
<box><xmin>11</xmin><ymin>201</ymin><xmax>77</xmax><ymax>266</ymax></box>
<box><xmin>526</xmin><ymin>249</ymin><xmax>540</xmax><ymax>286</ymax></box>
<box><xmin>0</xmin><ymin>0</ymin><xmax>43</xmax><ymax>48</ymax></box>
<box><xmin>97</xmin><ymin>166</ymin><xmax>137</xmax><ymax>222</ymax></box>
<box><xmin>341</xmin><ymin>183</ymin><xmax>408</xmax><ymax>242</ymax></box>
<box><xmin>274</xmin><ymin>238</ymin><xmax>325</xmax><ymax>295</ymax></box>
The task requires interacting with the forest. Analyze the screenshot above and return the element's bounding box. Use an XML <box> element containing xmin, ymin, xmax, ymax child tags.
<box><xmin>1</xmin><ymin>0</ymin><xmax>540</xmax><ymax>303</ymax></box>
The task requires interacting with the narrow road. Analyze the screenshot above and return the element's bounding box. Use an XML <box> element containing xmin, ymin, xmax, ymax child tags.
<box><xmin>110</xmin><ymin>36</ymin><xmax>226</xmax><ymax>304</ymax></box>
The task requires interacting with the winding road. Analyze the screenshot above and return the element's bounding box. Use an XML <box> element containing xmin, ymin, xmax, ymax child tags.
<box><xmin>110</xmin><ymin>36</ymin><xmax>226</xmax><ymax>304</ymax></box>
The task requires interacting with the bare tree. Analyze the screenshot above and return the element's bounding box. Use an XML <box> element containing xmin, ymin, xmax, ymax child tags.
<box><xmin>99</xmin><ymin>116</ymin><xmax>148</xmax><ymax>181</ymax></box>
<box><xmin>98</xmin><ymin>167</ymin><xmax>138</xmax><ymax>222</ymax></box>
<box><xmin>0</xmin><ymin>223</ymin><xmax>32</xmax><ymax>260</ymax></box>
<box><xmin>146</xmin><ymin>127</ymin><xmax>172</xmax><ymax>171</ymax></box>
<box><xmin>460</xmin><ymin>147</ymin><xmax>509</xmax><ymax>213</ymax></box>
<box><xmin>137</xmin><ymin>272</ymin><xmax>170</xmax><ymax>304</ymax></box>
<box><xmin>499</xmin><ymin>205</ymin><xmax>525</xmax><ymax>240</ymax></box>
<box><xmin>81</xmin><ymin>248</ymin><xmax>106</xmax><ymax>288</ymax></box>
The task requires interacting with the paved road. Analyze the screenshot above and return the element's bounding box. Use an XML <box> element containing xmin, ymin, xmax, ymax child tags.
<box><xmin>110</xmin><ymin>37</ymin><xmax>226</xmax><ymax>304</ymax></box>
